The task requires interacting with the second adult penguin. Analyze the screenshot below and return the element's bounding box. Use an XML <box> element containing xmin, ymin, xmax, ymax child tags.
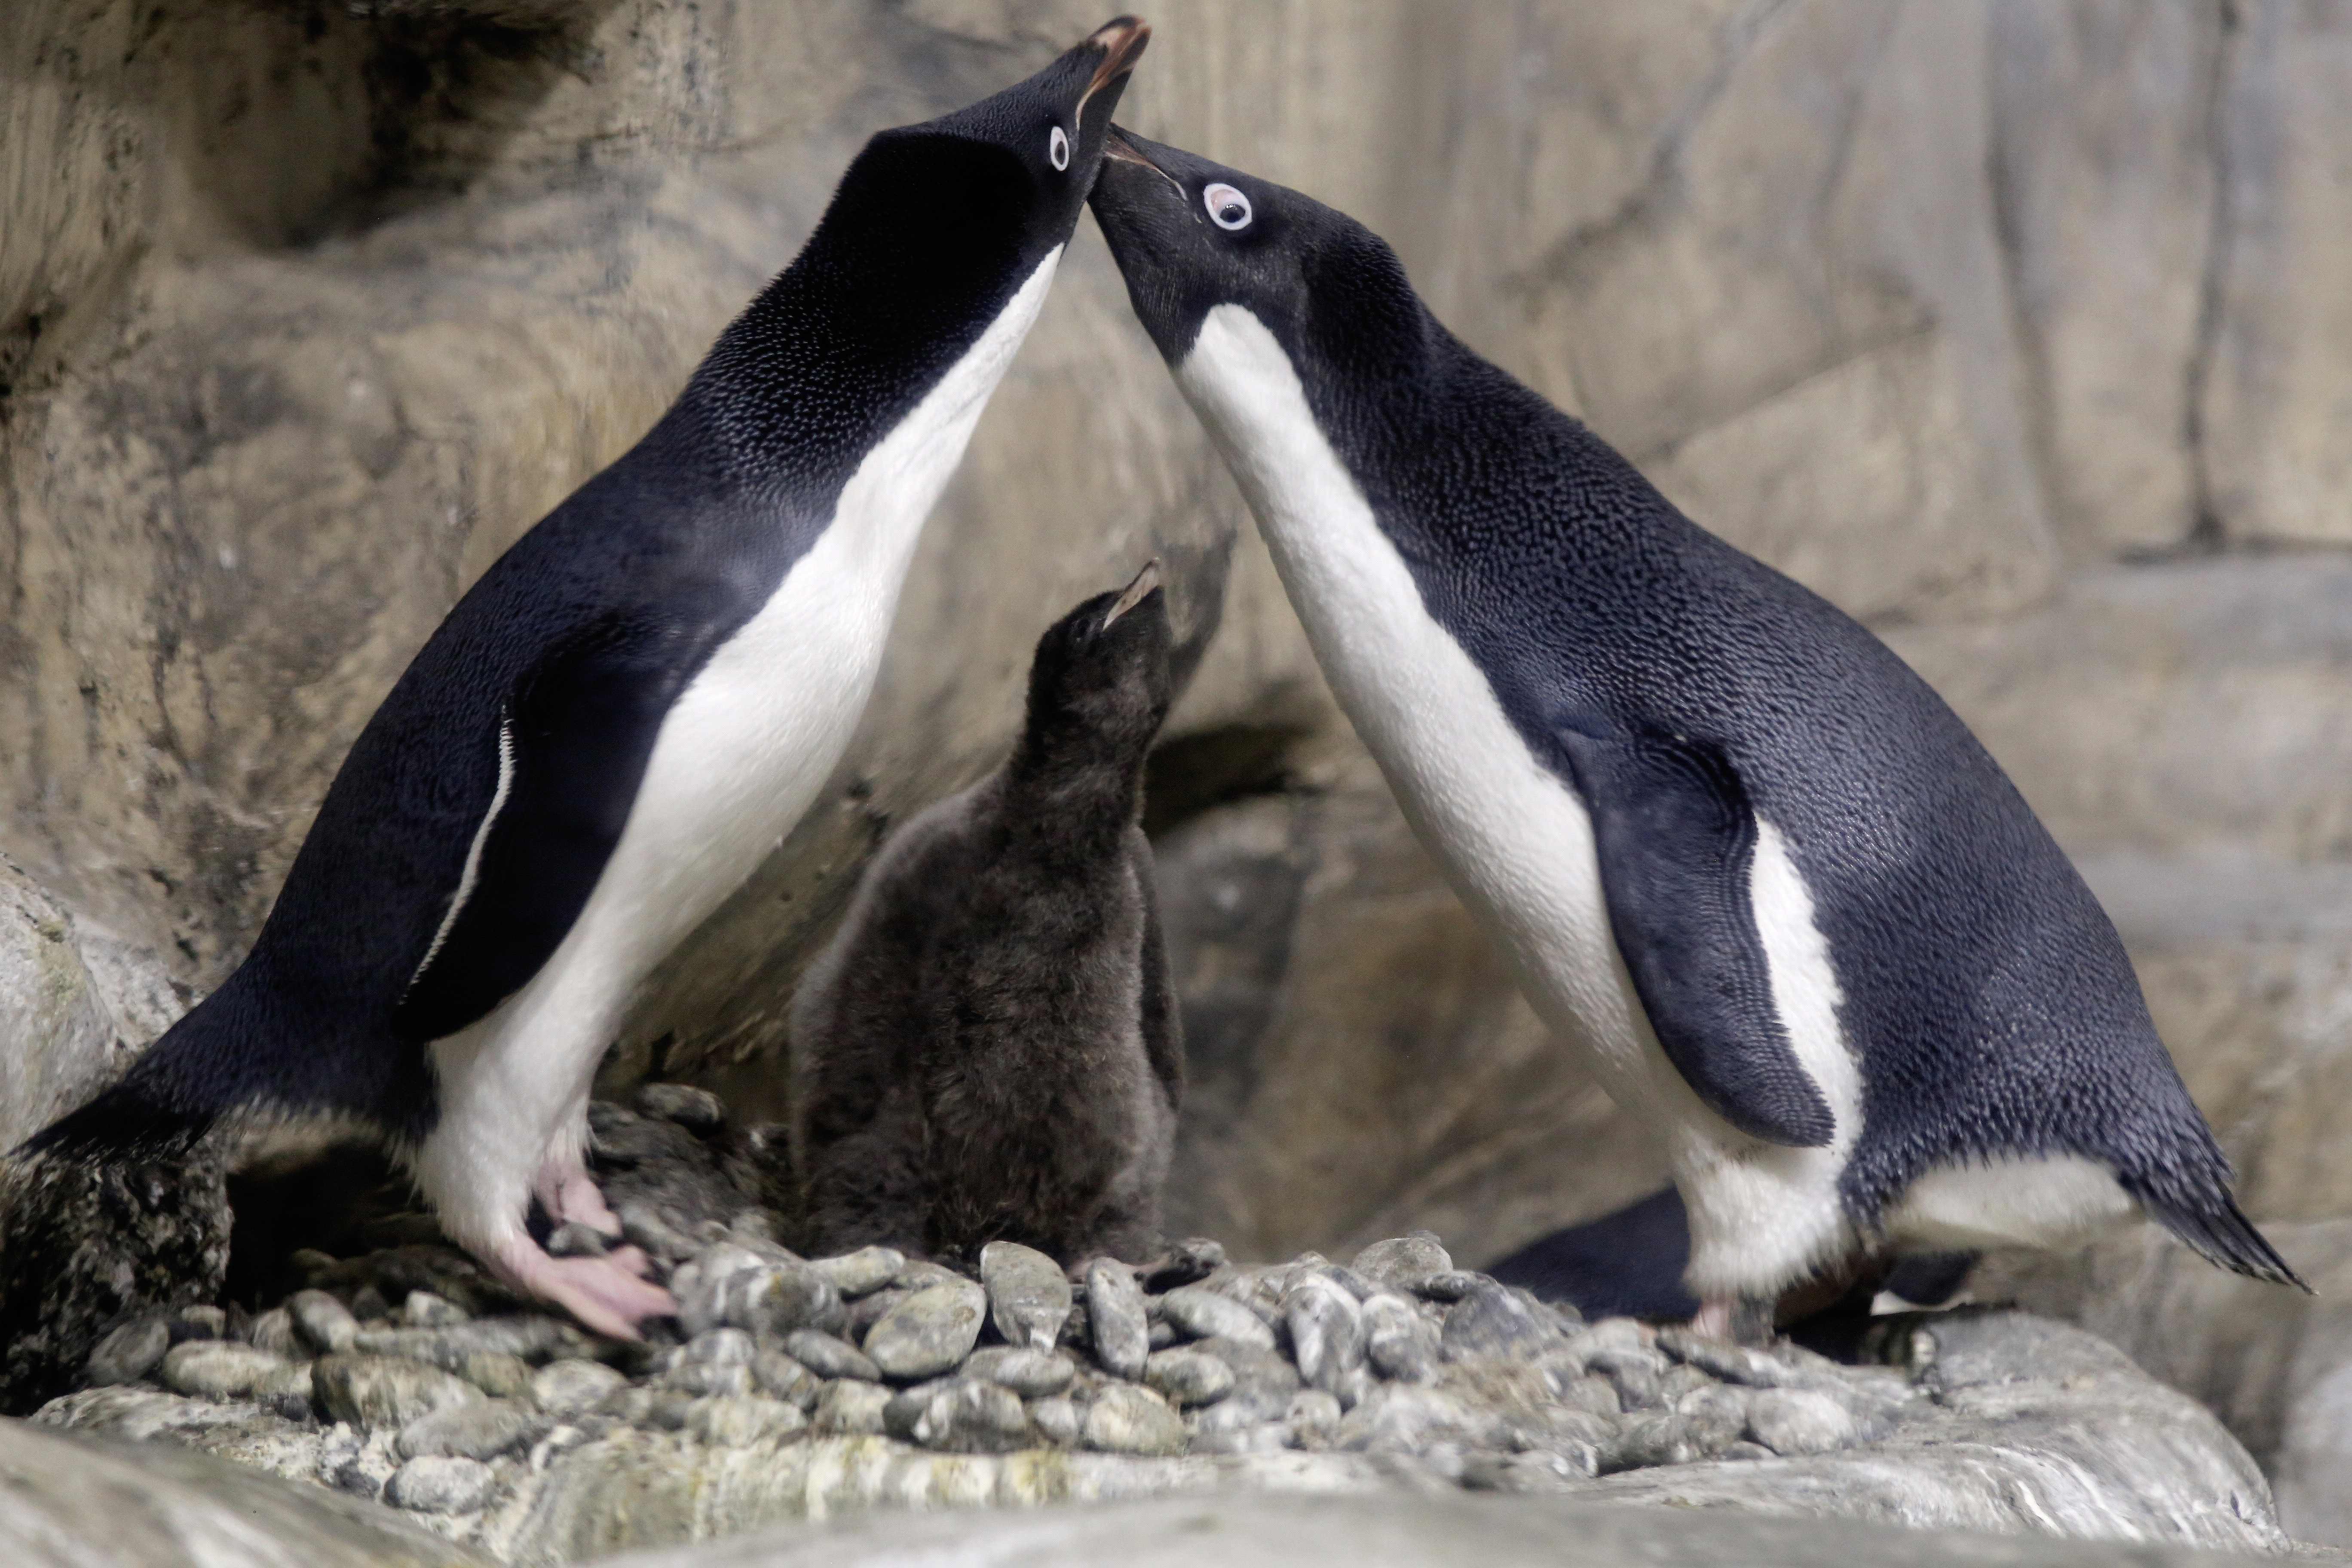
<box><xmin>790</xmin><ymin>563</ymin><xmax>1182</xmax><ymax>1265</ymax></box>
<box><xmin>1088</xmin><ymin>129</ymin><xmax>2299</xmax><ymax>1338</ymax></box>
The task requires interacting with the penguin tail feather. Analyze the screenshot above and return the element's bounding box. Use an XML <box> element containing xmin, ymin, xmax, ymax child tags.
<box><xmin>2135</xmin><ymin>1183</ymin><xmax>2309</xmax><ymax>1293</ymax></box>
<box><xmin>15</xmin><ymin>1078</ymin><xmax>215</xmax><ymax>1166</ymax></box>
<box><xmin>12</xmin><ymin>1004</ymin><xmax>242</xmax><ymax>1167</ymax></box>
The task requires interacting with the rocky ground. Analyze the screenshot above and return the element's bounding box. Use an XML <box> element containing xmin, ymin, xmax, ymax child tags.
<box><xmin>19</xmin><ymin>1085</ymin><xmax>2301</xmax><ymax>1564</ymax></box>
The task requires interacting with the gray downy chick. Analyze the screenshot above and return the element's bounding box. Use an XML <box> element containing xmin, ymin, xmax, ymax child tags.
<box><xmin>789</xmin><ymin>562</ymin><xmax>1182</xmax><ymax>1265</ymax></box>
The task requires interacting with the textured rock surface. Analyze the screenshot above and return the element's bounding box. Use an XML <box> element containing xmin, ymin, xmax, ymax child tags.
<box><xmin>1973</xmin><ymin>1219</ymin><xmax>2352</xmax><ymax>1550</ymax></box>
<box><xmin>0</xmin><ymin>1415</ymin><xmax>490</xmax><ymax>1567</ymax></box>
<box><xmin>0</xmin><ymin>858</ymin><xmax>138</xmax><ymax>1153</ymax></box>
<box><xmin>28</xmin><ymin>1173</ymin><xmax>2298</xmax><ymax>1568</ymax></box>
<box><xmin>1084</xmin><ymin>1256</ymin><xmax>1151</xmax><ymax>1381</ymax></box>
<box><xmin>387</xmin><ymin>1454</ymin><xmax>498</xmax><ymax>1515</ymax></box>
<box><xmin>597</xmin><ymin>1492</ymin><xmax>2293</xmax><ymax>1568</ymax></box>
<box><xmin>0</xmin><ymin>1141</ymin><xmax>233</xmax><ymax>1415</ymax></box>
<box><xmin>1580</xmin><ymin>1313</ymin><xmax>2279</xmax><ymax>1553</ymax></box>
<box><xmin>862</xmin><ymin>1280</ymin><xmax>987</xmax><ymax>1382</ymax></box>
<box><xmin>982</xmin><ymin>1242</ymin><xmax>1073</xmax><ymax>1353</ymax></box>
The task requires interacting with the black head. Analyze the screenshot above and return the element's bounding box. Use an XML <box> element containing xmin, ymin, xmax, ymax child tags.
<box><xmin>810</xmin><ymin>18</ymin><xmax>1150</xmax><ymax>310</ymax></box>
<box><xmin>684</xmin><ymin>19</ymin><xmax>1150</xmax><ymax>481</ymax></box>
<box><xmin>1017</xmin><ymin>560</ymin><xmax>1174</xmax><ymax>784</ymax></box>
<box><xmin>1085</xmin><ymin>126</ymin><xmax>1425</xmax><ymax>375</ymax></box>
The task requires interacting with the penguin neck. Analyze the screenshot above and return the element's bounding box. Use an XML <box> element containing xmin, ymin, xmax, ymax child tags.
<box><xmin>685</xmin><ymin>245</ymin><xmax>1065</xmax><ymax>517</ymax></box>
<box><xmin>1177</xmin><ymin>305</ymin><xmax>1402</xmax><ymax>608</ymax></box>
<box><xmin>1178</xmin><ymin>303</ymin><xmax>1666</xmax><ymax>580</ymax></box>
<box><xmin>1002</xmin><ymin>727</ymin><xmax>1150</xmax><ymax>858</ymax></box>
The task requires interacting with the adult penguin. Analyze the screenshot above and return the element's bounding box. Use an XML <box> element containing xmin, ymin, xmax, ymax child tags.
<box><xmin>15</xmin><ymin>18</ymin><xmax>1149</xmax><ymax>1343</ymax></box>
<box><xmin>1086</xmin><ymin>128</ymin><xmax>2298</xmax><ymax>1340</ymax></box>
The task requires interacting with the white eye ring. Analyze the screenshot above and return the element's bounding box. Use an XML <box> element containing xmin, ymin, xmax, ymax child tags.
<box><xmin>1204</xmin><ymin>183</ymin><xmax>1253</xmax><ymax>231</ymax></box>
<box><xmin>1048</xmin><ymin>126</ymin><xmax>1070</xmax><ymax>171</ymax></box>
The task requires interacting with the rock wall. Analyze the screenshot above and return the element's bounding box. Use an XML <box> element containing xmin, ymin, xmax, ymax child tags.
<box><xmin>5</xmin><ymin>0</ymin><xmax>2352</xmax><ymax>1356</ymax></box>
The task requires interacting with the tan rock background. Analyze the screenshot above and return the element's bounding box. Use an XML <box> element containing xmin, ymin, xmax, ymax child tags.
<box><xmin>5</xmin><ymin>0</ymin><xmax>2352</xmax><ymax>1522</ymax></box>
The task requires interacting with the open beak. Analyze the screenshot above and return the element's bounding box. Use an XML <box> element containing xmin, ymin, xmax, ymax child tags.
<box><xmin>1078</xmin><ymin>17</ymin><xmax>1151</xmax><ymax>121</ymax></box>
<box><xmin>1102</xmin><ymin>558</ymin><xmax>1162</xmax><ymax>628</ymax></box>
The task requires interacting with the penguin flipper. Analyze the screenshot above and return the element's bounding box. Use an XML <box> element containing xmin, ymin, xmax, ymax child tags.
<box><xmin>1554</xmin><ymin>718</ymin><xmax>1835</xmax><ymax>1148</ymax></box>
<box><xmin>393</xmin><ymin>611</ymin><xmax>686</xmax><ymax>1042</ymax></box>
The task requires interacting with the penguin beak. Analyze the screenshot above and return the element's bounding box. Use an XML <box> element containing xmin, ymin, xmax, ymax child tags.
<box><xmin>1078</xmin><ymin>17</ymin><xmax>1151</xmax><ymax>123</ymax></box>
<box><xmin>1102</xmin><ymin>558</ymin><xmax>1162</xmax><ymax>628</ymax></box>
<box><xmin>1103</xmin><ymin>124</ymin><xmax>1180</xmax><ymax>189</ymax></box>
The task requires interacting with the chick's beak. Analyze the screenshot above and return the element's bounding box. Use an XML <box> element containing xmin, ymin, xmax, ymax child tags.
<box><xmin>1102</xmin><ymin>558</ymin><xmax>1162</xmax><ymax>628</ymax></box>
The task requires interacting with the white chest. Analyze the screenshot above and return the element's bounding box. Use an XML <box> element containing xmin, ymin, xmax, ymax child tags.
<box><xmin>431</xmin><ymin>248</ymin><xmax>1062</xmax><ymax>1082</ymax></box>
<box><xmin>1174</xmin><ymin>305</ymin><xmax>1864</xmax><ymax>1297</ymax></box>
<box><xmin>572</xmin><ymin>245</ymin><xmax>1065</xmax><ymax>973</ymax></box>
<box><xmin>419</xmin><ymin>249</ymin><xmax>1066</xmax><ymax>1248</ymax></box>
<box><xmin>1176</xmin><ymin>307</ymin><xmax>1638</xmax><ymax>1073</ymax></box>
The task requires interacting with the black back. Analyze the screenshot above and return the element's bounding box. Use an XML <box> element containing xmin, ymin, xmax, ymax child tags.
<box><xmin>1088</xmin><ymin>131</ymin><xmax>2285</xmax><ymax>1276</ymax></box>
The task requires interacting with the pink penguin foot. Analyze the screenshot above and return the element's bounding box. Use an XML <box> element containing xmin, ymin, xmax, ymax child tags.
<box><xmin>493</xmin><ymin>1234</ymin><xmax>674</xmax><ymax>1341</ymax></box>
<box><xmin>537</xmin><ymin>1167</ymin><xmax>624</xmax><ymax>1238</ymax></box>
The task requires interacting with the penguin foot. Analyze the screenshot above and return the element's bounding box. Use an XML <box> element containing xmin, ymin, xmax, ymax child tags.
<box><xmin>493</xmin><ymin>1234</ymin><xmax>674</xmax><ymax>1341</ymax></box>
<box><xmin>536</xmin><ymin>1166</ymin><xmax>624</xmax><ymax>1239</ymax></box>
<box><xmin>1690</xmin><ymin>1297</ymin><xmax>1776</xmax><ymax>1347</ymax></box>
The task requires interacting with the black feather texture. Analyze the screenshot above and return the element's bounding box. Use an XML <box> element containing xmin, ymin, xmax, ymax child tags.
<box><xmin>1555</xmin><ymin>719</ymin><xmax>1833</xmax><ymax>1148</ymax></box>
<box><xmin>790</xmin><ymin>572</ymin><xmax>1182</xmax><ymax>1264</ymax></box>
<box><xmin>1089</xmin><ymin>129</ymin><xmax>2291</xmax><ymax>1285</ymax></box>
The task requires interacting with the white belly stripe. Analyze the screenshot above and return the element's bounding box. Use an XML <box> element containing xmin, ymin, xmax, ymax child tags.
<box><xmin>1174</xmin><ymin>305</ymin><xmax>1863</xmax><ymax>1296</ymax></box>
<box><xmin>414</xmin><ymin>246</ymin><xmax>1065</xmax><ymax>1251</ymax></box>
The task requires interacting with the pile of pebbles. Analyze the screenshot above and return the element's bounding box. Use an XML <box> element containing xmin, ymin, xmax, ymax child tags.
<box><xmin>37</xmin><ymin>1085</ymin><xmax>1910</xmax><ymax>1529</ymax></box>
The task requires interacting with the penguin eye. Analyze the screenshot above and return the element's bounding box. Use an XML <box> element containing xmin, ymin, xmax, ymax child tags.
<box><xmin>1204</xmin><ymin>183</ymin><xmax>1253</xmax><ymax>232</ymax></box>
<box><xmin>1048</xmin><ymin>126</ymin><xmax>1070</xmax><ymax>172</ymax></box>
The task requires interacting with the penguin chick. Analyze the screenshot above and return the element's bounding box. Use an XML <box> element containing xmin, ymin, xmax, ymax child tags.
<box><xmin>1087</xmin><ymin>129</ymin><xmax>2300</xmax><ymax>1341</ymax></box>
<box><xmin>12</xmin><ymin>18</ymin><xmax>1151</xmax><ymax>1345</ymax></box>
<box><xmin>790</xmin><ymin>562</ymin><xmax>1183</xmax><ymax>1265</ymax></box>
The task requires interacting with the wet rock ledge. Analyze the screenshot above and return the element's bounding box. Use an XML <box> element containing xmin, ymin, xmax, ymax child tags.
<box><xmin>28</xmin><ymin>1089</ymin><xmax>2294</xmax><ymax>1564</ymax></box>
